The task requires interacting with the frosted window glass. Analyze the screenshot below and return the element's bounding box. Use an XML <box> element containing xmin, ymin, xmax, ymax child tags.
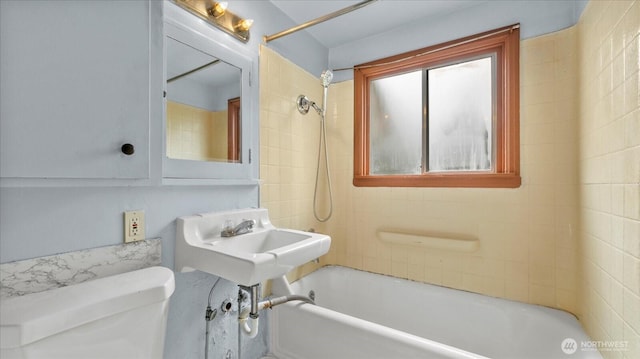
<box><xmin>428</xmin><ymin>57</ymin><xmax>493</xmax><ymax>171</ymax></box>
<box><xmin>369</xmin><ymin>70</ymin><xmax>422</xmax><ymax>175</ymax></box>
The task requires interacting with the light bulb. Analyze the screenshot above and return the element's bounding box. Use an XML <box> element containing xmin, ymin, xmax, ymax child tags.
<box><xmin>235</xmin><ymin>19</ymin><xmax>253</xmax><ymax>32</ymax></box>
<box><xmin>209</xmin><ymin>1</ymin><xmax>227</xmax><ymax>17</ymax></box>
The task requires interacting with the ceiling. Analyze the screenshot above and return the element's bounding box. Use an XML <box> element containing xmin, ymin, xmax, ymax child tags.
<box><xmin>268</xmin><ymin>0</ymin><xmax>487</xmax><ymax>49</ymax></box>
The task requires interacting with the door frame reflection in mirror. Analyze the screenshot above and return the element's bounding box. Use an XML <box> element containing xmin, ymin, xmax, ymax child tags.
<box><xmin>163</xmin><ymin>11</ymin><xmax>253</xmax><ymax>180</ymax></box>
<box><xmin>227</xmin><ymin>97</ymin><xmax>240</xmax><ymax>162</ymax></box>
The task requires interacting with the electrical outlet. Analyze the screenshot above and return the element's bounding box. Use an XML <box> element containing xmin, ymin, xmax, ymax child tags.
<box><xmin>124</xmin><ymin>210</ymin><xmax>145</xmax><ymax>243</ymax></box>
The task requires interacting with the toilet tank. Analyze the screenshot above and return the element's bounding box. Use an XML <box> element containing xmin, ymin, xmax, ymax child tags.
<box><xmin>0</xmin><ymin>266</ymin><xmax>175</xmax><ymax>359</ymax></box>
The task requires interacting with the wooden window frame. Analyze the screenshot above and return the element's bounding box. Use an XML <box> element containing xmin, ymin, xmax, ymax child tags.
<box><xmin>354</xmin><ymin>24</ymin><xmax>521</xmax><ymax>188</ymax></box>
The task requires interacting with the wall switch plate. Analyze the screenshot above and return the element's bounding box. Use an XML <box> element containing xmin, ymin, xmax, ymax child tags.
<box><xmin>124</xmin><ymin>210</ymin><xmax>145</xmax><ymax>243</ymax></box>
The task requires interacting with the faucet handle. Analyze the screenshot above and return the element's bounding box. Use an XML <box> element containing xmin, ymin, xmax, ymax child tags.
<box><xmin>243</xmin><ymin>219</ymin><xmax>256</xmax><ymax>228</ymax></box>
<box><xmin>221</xmin><ymin>220</ymin><xmax>235</xmax><ymax>237</ymax></box>
<box><xmin>223</xmin><ymin>220</ymin><xmax>235</xmax><ymax>231</ymax></box>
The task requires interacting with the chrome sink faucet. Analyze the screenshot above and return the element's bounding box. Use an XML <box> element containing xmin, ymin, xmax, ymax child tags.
<box><xmin>221</xmin><ymin>219</ymin><xmax>256</xmax><ymax>237</ymax></box>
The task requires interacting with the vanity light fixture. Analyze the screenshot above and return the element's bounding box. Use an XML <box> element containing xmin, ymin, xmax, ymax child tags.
<box><xmin>173</xmin><ymin>0</ymin><xmax>253</xmax><ymax>43</ymax></box>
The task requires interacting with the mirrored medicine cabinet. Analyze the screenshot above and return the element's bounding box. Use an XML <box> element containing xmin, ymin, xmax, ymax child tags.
<box><xmin>163</xmin><ymin>14</ymin><xmax>253</xmax><ymax>180</ymax></box>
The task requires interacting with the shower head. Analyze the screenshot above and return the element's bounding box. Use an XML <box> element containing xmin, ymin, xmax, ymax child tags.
<box><xmin>320</xmin><ymin>69</ymin><xmax>333</xmax><ymax>88</ymax></box>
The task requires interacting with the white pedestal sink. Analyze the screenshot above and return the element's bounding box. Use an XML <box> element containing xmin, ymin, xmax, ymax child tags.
<box><xmin>175</xmin><ymin>208</ymin><xmax>331</xmax><ymax>286</ymax></box>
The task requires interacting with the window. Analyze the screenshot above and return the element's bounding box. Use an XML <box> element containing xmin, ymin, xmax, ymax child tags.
<box><xmin>354</xmin><ymin>25</ymin><xmax>521</xmax><ymax>188</ymax></box>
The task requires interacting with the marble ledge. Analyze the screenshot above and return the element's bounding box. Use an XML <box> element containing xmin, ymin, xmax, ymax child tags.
<box><xmin>0</xmin><ymin>239</ymin><xmax>161</xmax><ymax>299</ymax></box>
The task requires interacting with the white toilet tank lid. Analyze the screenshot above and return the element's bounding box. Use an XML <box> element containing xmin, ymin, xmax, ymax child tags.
<box><xmin>0</xmin><ymin>266</ymin><xmax>175</xmax><ymax>349</ymax></box>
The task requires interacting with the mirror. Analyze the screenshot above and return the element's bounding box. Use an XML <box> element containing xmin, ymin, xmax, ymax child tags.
<box><xmin>166</xmin><ymin>36</ymin><xmax>241</xmax><ymax>163</ymax></box>
<box><xmin>163</xmin><ymin>10</ymin><xmax>253</xmax><ymax>180</ymax></box>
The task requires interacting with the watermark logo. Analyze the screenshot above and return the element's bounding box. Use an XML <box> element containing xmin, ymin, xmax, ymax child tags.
<box><xmin>561</xmin><ymin>338</ymin><xmax>629</xmax><ymax>355</ymax></box>
<box><xmin>561</xmin><ymin>338</ymin><xmax>578</xmax><ymax>354</ymax></box>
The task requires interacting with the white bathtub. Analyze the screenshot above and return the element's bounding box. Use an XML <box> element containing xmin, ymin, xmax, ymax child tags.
<box><xmin>269</xmin><ymin>266</ymin><xmax>601</xmax><ymax>359</ymax></box>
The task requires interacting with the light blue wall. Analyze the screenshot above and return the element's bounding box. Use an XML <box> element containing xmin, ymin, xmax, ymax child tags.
<box><xmin>0</xmin><ymin>186</ymin><xmax>256</xmax><ymax>266</ymax></box>
<box><xmin>0</xmin><ymin>0</ymin><xmax>327</xmax><ymax>265</ymax></box>
<box><xmin>168</xmin><ymin>78</ymin><xmax>240</xmax><ymax>112</ymax></box>
<box><xmin>233</xmin><ymin>0</ymin><xmax>329</xmax><ymax>80</ymax></box>
<box><xmin>0</xmin><ymin>2</ymin><xmax>325</xmax><ymax>358</ymax></box>
<box><xmin>329</xmin><ymin>0</ymin><xmax>588</xmax><ymax>82</ymax></box>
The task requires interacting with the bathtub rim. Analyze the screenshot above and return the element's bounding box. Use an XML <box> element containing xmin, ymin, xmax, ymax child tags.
<box><xmin>270</xmin><ymin>300</ymin><xmax>490</xmax><ymax>359</ymax></box>
<box><xmin>289</xmin><ymin>265</ymin><xmax>581</xmax><ymax>320</ymax></box>
<box><xmin>272</xmin><ymin>265</ymin><xmax>599</xmax><ymax>359</ymax></box>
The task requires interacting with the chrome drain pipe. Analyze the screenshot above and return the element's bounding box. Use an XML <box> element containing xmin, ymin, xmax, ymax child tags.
<box><xmin>238</xmin><ymin>284</ymin><xmax>314</xmax><ymax>338</ymax></box>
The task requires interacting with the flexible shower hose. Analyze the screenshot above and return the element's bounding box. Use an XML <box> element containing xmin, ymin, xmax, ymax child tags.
<box><xmin>313</xmin><ymin>111</ymin><xmax>333</xmax><ymax>222</ymax></box>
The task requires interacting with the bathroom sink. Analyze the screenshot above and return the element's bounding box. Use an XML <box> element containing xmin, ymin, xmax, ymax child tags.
<box><xmin>175</xmin><ymin>209</ymin><xmax>331</xmax><ymax>286</ymax></box>
<box><xmin>208</xmin><ymin>229</ymin><xmax>314</xmax><ymax>253</ymax></box>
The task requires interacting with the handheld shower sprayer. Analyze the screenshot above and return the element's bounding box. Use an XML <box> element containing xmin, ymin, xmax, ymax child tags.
<box><xmin>294</xmin><ymin>69</ymin><xmax>335</xmax><ymax>222</ymax></box>
<box><xmin>320</xmin><ymin>70</ymin><xmax>333</xmax><ymax>117</ymax></box>
<box><xmin>296</xmin><ymin>70</ymin><xmax>333</xmax><ymax>116</ymax></box>
<box><xmin>320</xmin><ymin>69</ymin><xmax>333</xmax><ymax>88</ymax></box>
